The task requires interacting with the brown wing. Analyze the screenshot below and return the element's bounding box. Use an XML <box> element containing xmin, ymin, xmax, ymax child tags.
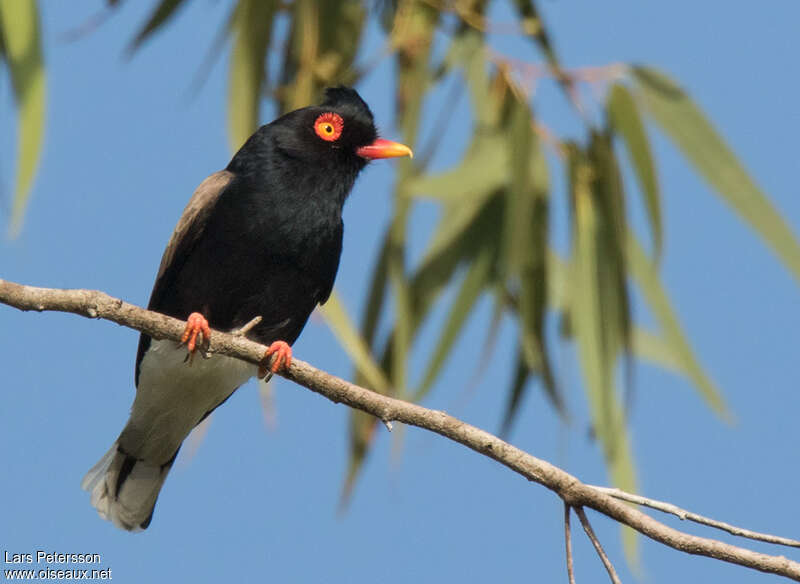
<box><xmin>135</xmin><ymin>170</ymin><xmax>233</xmax><ymax>385</ymax></box>
<box><xmin>152</xmin><ymin>170</ymin><xmax>234</xmax><ymax>289</ymax></box>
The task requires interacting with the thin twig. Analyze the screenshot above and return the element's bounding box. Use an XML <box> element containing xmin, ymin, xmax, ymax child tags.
<box><xmin>589</xmin><ymin>486</ymin><xmax>800</xmax><ymax>549</ymax></box>
<box><xmin>1</xmin><ymin>279</ymin><xmax>800</xmax><ymax>581</ymax></box>
<box><xmin>575</xmin><ymin>507</ymin><xmax>622</xmax><ymax>584</ymax></box>
<box><xmin>234</xmin><ymin>315</ymin><xmax>263</xmax><ymax>336</ymax></box>
<box><xmin>564</xmin><ymin>503</ymin><xmax>576</xmax><ymax>584</ymax></box>
<box><xmin>487</xmin><ymin>51</ymin><xmax>628</xmax><ymax>87</ymax></box>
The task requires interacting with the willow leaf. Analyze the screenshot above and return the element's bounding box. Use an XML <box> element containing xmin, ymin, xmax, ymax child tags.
<box><xmin>127</xmin><ymin>0</ymin><xmax>187</xmax><ymax>54</ymax></box>
<box><xmin>500</xmin><ymin>350</ymin><xmax>529</xmax><ymax>437</ymax></box>
<box><xmin>227</xmin><ymin>0</ymin><xmax>277</xmax><ymax>151</ymax></box>
<box><xmin>279</xmin><ymin>0</ymin><xmax>318</xmax><ymax>112</ymax></box>
<box><xmin>570</xmin><ymin>152</ymin><xmax>614</xmax><ymax>448</ymax></box>
<box><xmin>406</xmin><ymin>132</ymin><xmax>507</xmax><ymax>201</ymax></box>
<box><xmin>626</xmin><ymin>230</ymin><xmax>728</xmax><ymax>417</ymax></box>
<box><xmin>412</xmin><ymin>195</ymin><xmax>504</xmax><ymax>331</ymax></box>
<box><xmin>547</xmin><ymin>249</ymin><xmax>568</xmax><ymax>310</ymax></box>
<box><xmin>407</xmin><ymin>133</ymin><xmax>505</xmax><ymax>273</ymax></box>
<box><xmin>504</xmin><ymin>93</ymin><xmax>535</xmax><ymax>275</ymax></box>
<box><xmin>610</xmin><ymin>422</ymin><xmax>639</xmax><ymax>565</ymax></box>
<box><xmin>468</xmin><ymin>290</ymin><xmax>505</xmax><ymax>391</ymax></box>
<box><xmin>511</xmin><ymin>0</ymin><xmax>559</xmax><ymax>71</ymax></box>
<box><xmin>589</xmin><ymin>130</ymin><xmax>632</xmax><ymax>366</ymax></box>
<box><xmin>315</xmin><ymin>1</ymin><xmax>365</xmax><ymax>86</ymax></box>
<box><xmin>518</xmin><ymin>274</ymin><xmax>562</xmax><ymax>418</ymax></box>
<box><xmin>359</xmin><ymin>231</ymin><xmax>390</xmax><ymax>349</ymax></box>
<box><xmin>342</xmin><ymin>0</ymin><xmax>439</xmax><ymax>504</ymax></box>
<box><xmin>0</xmin><ymin>0</ymin><xmax>46</xmax><ymax>237</ymax></box>
<box><xmin>414</xmin><ymin>238</ymin><xmax>493</xmax><ymax>400</ymax></box>
<box><xmin>632</xmin><ymin>327</ymin><xmax>681</xmax><ymax>372</ymax></box>
<box><xmin>444</xmin><ymin>29</ymin><xmax>494</xmax><ymax>127</ymax></box>
<box><xmin>633</xmin><ymin>66</ymin><xmax>800</xmax><ymax>283</ymax></box>
<box><xmin>340</xmin><ymin>410</ymin><xmax>377</xmax><ymax>507</ymax></box>
<box><xmin>509</xmin><ymin>101</ymin><xmax>559</xmax><ymax>421</ymax></box>
<box><xmin>608</xmin><ymin>83</ymin><xmax>662</xmax><ymax>260</ymax></box>
<box><xmin>569</xmin><ymin>148</ymin><xmax>638</xmax><ymax>563</ymax></box>
<box><xmin>386</xmin><ymin>0</ymin><xmax>439</xmax><ymax>399</ymax></box>
<box><xmin>511</xmin><ymin>0</ymin><xmax>576</xmax><ymax>109</ymax></box>
<box><xmin>320</xmin><ymin>291</ymin><xmax>391</xmax><ymax>395</ymax></box>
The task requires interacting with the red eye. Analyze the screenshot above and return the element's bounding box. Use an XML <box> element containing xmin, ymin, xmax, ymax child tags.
<box><xmin>314</xmin><ymin>112</ymin><xmax>343</xmax><ymax>142</ymax></box>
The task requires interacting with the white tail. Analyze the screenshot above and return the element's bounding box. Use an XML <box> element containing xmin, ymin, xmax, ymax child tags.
<box><xmin>81</xmin><ymin>442</ymin><xmax>171</xmax><ymax>531</ymax></box>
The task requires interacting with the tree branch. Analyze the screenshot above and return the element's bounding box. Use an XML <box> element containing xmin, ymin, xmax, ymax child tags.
<box><xmin>1</xmin><ymin>278</ymin><xmax>799</xmax><ymax>581</ymax></box>
<box><xmin>575</xmin><ymin>507</ymin><xmax>622</xmax><ymax>584</ymax></box>
<box><xmin>589</xmin><ymin>486</ymin><xmax>800</xmax><ymax>549</ymax></box>
<box><xmin>564</xmin><ymin>504</ymin><xmax>576</xmax><ymax>584</ymax></box>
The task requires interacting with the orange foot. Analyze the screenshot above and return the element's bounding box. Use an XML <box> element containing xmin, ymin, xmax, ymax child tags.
<box><xmin>181</xmin><ymin>312</ymin><xmax>211</xmax><ymax>353</ymax></box>
<box><xmin>259</xmin><ymin>341</ymin><xmax>292</xmax><ymax>377</ymax></box>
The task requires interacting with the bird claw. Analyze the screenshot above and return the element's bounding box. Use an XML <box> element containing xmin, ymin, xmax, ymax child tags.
<box><xmin>181</xmin><ymin>312</ymin><xmax>211</xmax><ymax>358</ymax></box>
<box><xmin>258</xmin><ymin>341</ymin><xmax>292</xmax><ymax>377</ymax></box>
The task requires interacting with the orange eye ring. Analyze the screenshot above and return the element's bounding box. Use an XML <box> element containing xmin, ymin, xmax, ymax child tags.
<box><xmin>314</xmin><ymin>112</ymin><xmax>344</xmax><ymax>142</ymax></box>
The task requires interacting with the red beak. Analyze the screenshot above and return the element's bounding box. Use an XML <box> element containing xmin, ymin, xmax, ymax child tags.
<box><xmin>356</xmin><ymin>138</ymin><xmax>413</xmax><ymax>160</ymax></box>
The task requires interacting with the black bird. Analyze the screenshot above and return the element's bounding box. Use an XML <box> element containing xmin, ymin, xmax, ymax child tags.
<box><xmin>81</xmin><ymin>87</ymin><xmax>411</xmax><ymax>531</ymax></box>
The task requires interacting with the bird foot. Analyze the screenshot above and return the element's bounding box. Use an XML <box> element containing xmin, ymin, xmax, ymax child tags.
<box><xmin>181</xmin><ymin>312</ymin><xmax>211</xmax><ymax>357</ymax></box>
<box><xmin>258</xmin><ymin>341</ymin><xmax>292</xmax><ymax>377</ymax></box>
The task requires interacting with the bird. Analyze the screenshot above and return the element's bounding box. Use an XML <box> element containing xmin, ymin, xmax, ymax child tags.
<box><xmin>81</xmin><ymin>87</ymin><xmax>412</xmax><ymax>531</ymax></box>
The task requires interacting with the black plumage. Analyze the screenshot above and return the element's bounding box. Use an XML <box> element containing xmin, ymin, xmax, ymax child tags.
<box><xmin>81</xmin><ymin>87</ymin><xmax>411</xmax><ymax>531</ymax></box>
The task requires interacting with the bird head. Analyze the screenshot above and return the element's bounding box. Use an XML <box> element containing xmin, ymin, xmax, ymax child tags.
<box><xmin>313</xmin><ymin>86</ymin><xmax>414</xmax><ymax>162</ymax></box>
<box><xmin>228</xmin><ymin>87</ymin><xmax>411</xmax><ymax>179</ymax></box>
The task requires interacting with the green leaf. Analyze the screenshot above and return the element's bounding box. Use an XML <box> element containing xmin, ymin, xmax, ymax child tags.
<box><xmin>127</xmin><ymin>0</ymin><xmax>187</xmax><ymax>54</ymax></box>
<box><xmin>503</xmin><ymin>93</ymin><xmax>535</xmax><ymax>275</ymax></box>
<box><xmin>279</xmin><ymin>0</ymin><xmax>366</xmax><ymax>112</ymax></box>
<box><xmin>518</xmin><ymin>276</ymin><xmax>562</xmax><ymax>418</ymax></box>
<box><xmin>227</xmin><ymin>0</ymin><xmax>277</xmax><ymax>151</ymax></box>
<box><xmin>546</xmin><ymin>249</ymin><xmax>568</xmax><ymax>310</ymax></box>
<box><xmin>359</xmin><ymin>231</ymin><xmax>390</xmax><ymax>349</ymax></box>
<box><xmin>384</xmin><ymin>0</ymin><xmax>440</xmax><ymax>399</ymax></box>
<box><xmin>467</xmin><ymin>290</ymin><xmax>505</xmax><ymax>390</ymax></box>
<box><xmin>278</xmin><ymin>0</ymin><xmax>318</xmax><ymax>112</ymax></box>
<box><xmin>607</xmin><ymin>83</ymin><xmax>662</xmax><ymax>260</ymax></box>
<box><xmin>340</xmin><ymin>410</ymin><xmax>377</xmax><ymax>508</ymax></box>
<box><xmin>568</xmin><ymin>147</ymin><xmax>638</xmax><ymax>559</ymax></box>
<box><xmin>315</xmin><ymin>0</ymin><xmax>365</xmax><ymax>85</ymax></box>
<box><xmin>412</xmin><ymin>195</ymin><xmax>504</xmax><ymax>331</ymax></box>
<box><xmin>569</xmin><ymin>150</ymin><xmax>613</xmax><ymax>445</ymax></box>
<box><xmin>631</xmin><ymin>327</ymin><xmax>681</xmax><ymax>372</ymax></box>
<box><xmin>392</xmin><ymin>2</ymin><xmax>438</xmax><ymax>145</ymax></box>
<box><xmin>370</xmin><ymin>197</ymin><xmax>504</xmax><ymax>410</ymax></box>
<box><xmin>320</xmin><ymin>291</ymin><xmax>391</xmax><ymax>395</ymax></box>
<box><xmin>406</xmin><ymin>132</ymin><xmax>506</xmax><ymax>289</ymax></box>
<box><xmin>633</xmin><ymin>65</ymin><xmax>800</xmax><ymax>284</ymax></box>
<box><xmin>342</xmin><ymin>0</ymin><xmax>439</xmax><ymax>505</ymax></box>
<box><xmin>504</xmin><ymin>96</ymin><xmax>560</xmax><ymax>423</ymax></box>
<box><xmin>500</xmin><ymin>350</ymin><xmax>529</xmax><ymax>436</ymax></box>
<box><xmin>444</xmin><ymin>29</ymin><xmax>495</xmax><ymax>127</ymax></box>
<box><xmin>626</xmin><ymin>230</ymin><xmax>729</xmax><ymax>417</ymax></box>
<box><xmin>511</xmin><ymin>0</ymin><xmax>576</xmax><ymax>109</ymax></box>
<box><xmin>406</xmin><ymin>132</ymin><xmax>507</xmax><ymax>202</ymax></box>
<box><xmin>588</xmin><ymin>130</ymin><xmax>632</xmax><ymax>366</ymax></box>
<box><xmin>511</xmin><ymin>0</ymin><xmax>559</xmax><ymax>70</ymax></box>
<box><xmin>0</xmin><ymin>0</ymin><xmax>46</xmax><ymax>237</ymax></box>
<box><xmin>414</xmin><ymin>238</ymin><xmax>493</xmax><ymax>400</ymax></box>
<box><xmin>388</xmin><ymin>241</ymin><xmax>411</xmax><ymax>398</ymax></box>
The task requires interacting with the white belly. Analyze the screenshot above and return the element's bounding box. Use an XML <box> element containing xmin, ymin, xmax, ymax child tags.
<box><xmin>120</xmin><ymin>339</ymin><xmax>257</xmax><ymax>463</ymax></box>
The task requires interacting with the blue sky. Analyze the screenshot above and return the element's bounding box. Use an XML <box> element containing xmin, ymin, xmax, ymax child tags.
<box><xmin>1</xmin><ymin>1</ymin><xmax>799</xmax><ymax>583</ymax></box>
